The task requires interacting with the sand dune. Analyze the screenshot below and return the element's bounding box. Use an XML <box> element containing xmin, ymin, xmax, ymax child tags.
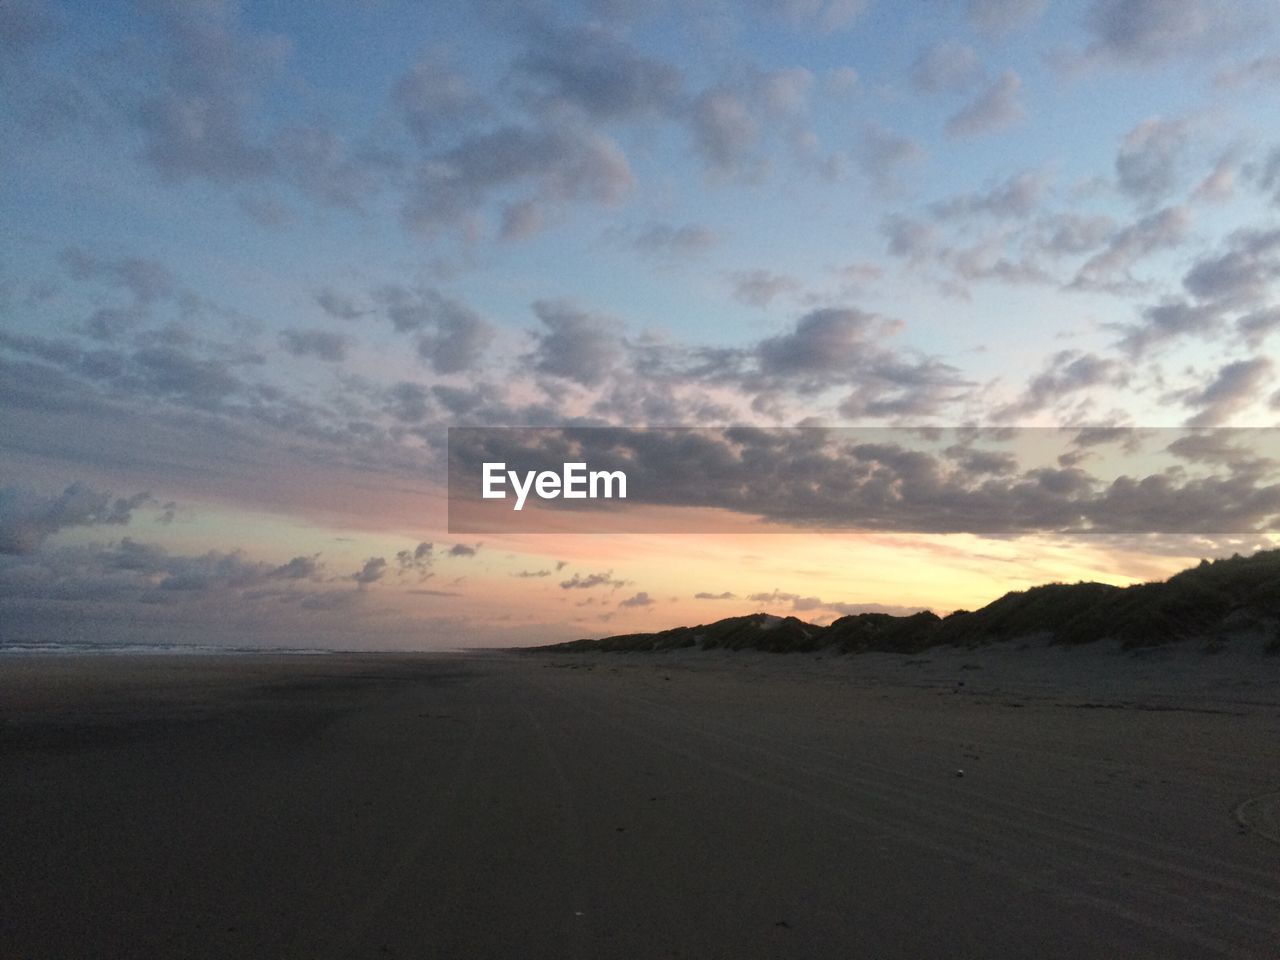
<box><xmin>2</xmin><ymin>649</ymin><xmax>1279</xmax><ymax>958</ymax></box>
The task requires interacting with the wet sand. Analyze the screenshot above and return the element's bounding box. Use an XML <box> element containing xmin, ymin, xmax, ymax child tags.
<box><xmin>2</xmin><ymin>647</ymin><xmax>1279</xmax><ymax>959</ymax></box>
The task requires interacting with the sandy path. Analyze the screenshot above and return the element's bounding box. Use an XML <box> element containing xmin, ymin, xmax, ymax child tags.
<box><xmin>2</xmin><ymin>651</ymin><xmax>1278</xmax><ymax>958</ymax></box>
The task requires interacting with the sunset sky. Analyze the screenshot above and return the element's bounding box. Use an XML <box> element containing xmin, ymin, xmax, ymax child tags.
<box><xmin>2</xmin><ymin>0</ymin><xmax>1279</xmax><ymax>649</ymax></box>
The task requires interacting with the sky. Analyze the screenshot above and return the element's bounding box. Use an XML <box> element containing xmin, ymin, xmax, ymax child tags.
<box><xmin>2</xmin><ymin>0</ymin><xmax>1279</xmax><ymax>649</ymax></box>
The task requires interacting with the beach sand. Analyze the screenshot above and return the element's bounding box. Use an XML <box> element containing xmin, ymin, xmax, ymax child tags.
<box><xmin>2</xmin><ymin>646</ymin><xmax>1279</xmax><ymax>959</ymax></box>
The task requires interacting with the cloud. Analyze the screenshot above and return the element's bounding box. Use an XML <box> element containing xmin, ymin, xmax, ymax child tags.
<box><xmin>997</xmin><ymin>350</ymin><xmax>1126</xmax><ymax>420</ymax></box>
<box><xmin>1247</xmin><ymin>147</ymin><xmax>1280</xmax><ymax>206</ymax></box>
<box><xmin>452</xmin><ymin>426</ymin><xmax>1280</xmax><ymax>534</ymax></box>
<box><xmin>2</xmin><ymin>538</ymin><xmax>319</xmax><ymax>597</ymax></box>
<box><xmin>757</xmin><ymin>308</ymin><xmax>883</xmax><ymax>378</ymax></box>
<box><xmin>756</xmin><ymin>67</ymin><xmax>815</xmax><ymax>117</ymax></box>
<box><xmin>729</xmin><ymin>269</ymin><xmax>802</xmax><ymax>307</ymax></box>
<box><xmin>402</xmin><ymin>122</ymin><xmax>633</xmax><ymax>235</ymax></box>
<box><xmin>1214</xmin><ymin>54</ymin><xmax>1280</xmax><ymax>88</ymax></box>
<box><xmin>1081</xmin><ymin>0</ymin><xmax>1257</xmax><ymax>64</ymax></box>
<box><xmin>1120</xmin><ymin>299</ymin><xmax>1220</xmax><ymax>356</ymax></box>
<box><xmin>1182</xmin><ymin>228</ymin><xmax>1280</xmax><ymax>306</ymax></box>
<box><xmin>966</xmin><ymin>0</ymin><xmax>1047</xmax><ymax>33</ymax></box>
<box><xmin>759</xmin><ymin>0</ymin><xmax>870</xmax><ymax>33</ymax></box>
<box><xmin>881</xmin><ymin>215</ymin><xmax>940</xmax><ymax>261</ymax></box>
<box><xmin>280</xmin><ymin>329</ymin><xmax>349</xmax><ymax>362</ymax></box>
<box><xmin>373</xmin><ymin>286</ymin><xmax>493</xmax><ymax>374</ymax></box>
<box><xmin>1035</xmin><ymin>213</ymin><xmax>1116</xmax><ymax>256</ymax></box>
<box><xmin>560</xmin><ymin>571</ymin><xmax>629</xmax><ymax>589</ymax></box>
<box><xmin>1193</xmin><ymin>151</ymin><xmax>1238</xmax><ymax>203</ymax></box>
<box><xmin>618</xmin><ymin>590</ymin><xmax>654</xmax><ymax>608</ymax></box>
<box><xmin>133</xmin><ymin>0</ymin><xmax>288</xmax><ymax>185</ymax></box>
<box><xmin>353</xmin><ymin>556</ymin><xmax>387</xmax><ymax>584</ymax></box>
<box><xmin>528</xmin><ymin>300</ymin><xmax>624</xmax><ymax>387</ymax></box>
<box><xmin>689</xmin><ymin>87</ymin><xmax>759</xmax><ymax>176</ymax></box>
<box><xmin>1182</xmin><ymin>358</ymin><xmax>1274</xmax><ymax>426</ymax></box>
<box><xmin>1239</xmin><ymin>308</ymin><xmax>1280</xmax><ymax>348</ymax></box>
<box><xmin>385</xmin><ymin>382</ymin><xmax>432</xmax><ymax>423</ymax></box>
<box><xmin>695</xmin><ymin>591</ymin><xmax>738</xmax><ymax>600</ymax></box>
<box><xmin>825</xmin><ymin>66</ymin><xmax>859</xmax><ymax>94</ymax></box>
<box><xmin>133</xmin><ymin>345</ymin><xmax>244</xmax><ymax>404</ymax></box>
<box><xmin>0</xmin><ymin>538</ymin><xmax>409</xmax><ymax>648</ymax></box>
<box><xmin>514</xmin><ymin>23</ymin><xmax>682</xmax><ymax>120</ymax></box>
<box><xmin>396</xmin><ymin>542</ymin><xmax>434</xmax><ymax>577</ymax></box>
<box><xmin>1116</xmin><ymin>117</ymin><xmax>1188</xmax><ymax>205</ymax></box>
<box><xmin>59</xmin><ymin>246</ymin><xmax>177</xmax><ymax>304</ymax></box>
<box><xmin>930</xmin><ymin>170</ymin><xmax>1049</xmax><ymax>222</ymax></box>
<box><xmin>0</xmin><ymin>0</ymin><xmax>60</xmax><ymax>60</ymax></box>
<box><xmin>393</xmin><ymin>50</ymin><xmax>487</xmax><ymax>147</ymax></box>
<box><xmin>946</xmin><ymin>71</ymin><xmax>1024</xmax><ymax>139</ymax></box>
<box><xmin>1118</xmin><ymin>227</ymin><xmax>1280</xmax><ymax>354</ymax></box>
<box><xmin>0</xmin><ymin>482</ymin><xmax>150</xmax><ymax>555</ymax></box>
<box><xmin>910</xmin><ymin>42</ymin><xmax>983</xmax><ymax>94</ymax></box>
<box><xmin>272</xmin><ymin>124</ymin><xmax>381</xmax><ymax>211</ymax></box>
<box><xmin>628</xmin><ymin>222</ymin><xmax>718</xmax><ymax>257</ymax></box>
<box><xmin>1166</xmin><ymin>433</ymin><xmax>1276</xmax><ymax>473</ymax></box>
<box><xmin>272</xmin><ymin>555</ymin><xmax>320</xmax><ymax>580</ymax></box>
<box><xmin>1071</xmin><ymin>205</ymin><xmax>1190</xmax><ymax>293</ymax></box>
<box><xmin>448</xmin><ymin>542</ymin><xmax>479</xmax><ymax>557</ymax></box>
<box><xmin>856</xmin><ymin>125</ymin><xmax>924</xmax><ymax>192</ymax></box>
<box><xmin>315</xmin><ymin>288</ymin><xmax>367</xmax><ymax>321</ymax></box>
<box><xmin>513</xmin><ymin>569</ymin><xmax>551</xmax><ymax>578</ymax></box>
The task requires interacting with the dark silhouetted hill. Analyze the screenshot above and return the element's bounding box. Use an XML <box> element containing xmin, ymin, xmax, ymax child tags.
<box><xmin>530</xmin><ymin>549</ymin><xmax>1280</xmax><ymax>655</ymax></box>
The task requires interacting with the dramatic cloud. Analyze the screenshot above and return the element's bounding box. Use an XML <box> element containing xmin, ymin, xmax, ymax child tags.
<box><xmin>967</xmin><ymin>0</ymin><xmax>1047</xmax><ymax>34</ymax></box>
<box><xmin>1082</xmin><ymin>0</ymin><xmax>1256</xmax><ymax>64</ymax></box>
<box><xmin>930</xmin><ymin>171</ymin><xmax>1048</xmax><ymax>222</ymax></box>
<box><xmin>856</xmin><ymin>125</ymin><xmax>923</xmax><ymax>192</ymax></box>
<box><xmin>689</xmin><ymin>88</ymin><xmax>759</xmax><ymax>176</ymax></box>
<box><xmin>280</xmin><ymin>329</ymin><xmax>349</xmax><ymax>362</ymax></box>
<box><xmin>393</xmin><ymin>51</ymin><xmax>487</xmax><ymax>147</ymax></box>
<box><xmin>528</xmin><ymin>300</ymin><xmax>624</xmax><ymax>387</ymax></box>
<box><xmin>628</xmin><ymin>222</ymin><xmax>717</xmax><ymax>257</ymax></box>
<box><xmin>1072</xmin><ymin>205</ymin><xmax>1190</xmax><ymax>293</ymax></box>
<box><xmin>1183</xmin><ymin>228</ymin><xmax>1280</xmax><ymax>306</ymax></box>
<box><xmin>757</xmin><ymin>308</ymin><xmax>884</xmax><ymax>378</ymax></box>
<box><xmin>761</xmin><ymin>0</ymin><xmax>870</xmax><ymax>33</ymax></box>
<box><xmin>315</xmin><ymin>288</ymin><xmax>368</xmax><ymax>321</ymax></box>
<box><xmin>1035</xmin><ymin>213</ymin><xmax>1116</xmax><ymax>257</ymax></box>
<box><xmin>910</xmin><ymin>42</ymin><xmax>983</xmax><ymax>94</ymax></box>
<box><xmin>353</xmin><ymin>556</ymin><xmax>387</xmax><ymax>584</ymax></box>
<box><xmin>0</xmin><ymin>538</ymin><xmax>395</xmax><ymax>648</ymax></box>
<box><xmin>59</xmin><ymin>247</ymin><xmax>177</xmax><ymax>304</ymax></box>
<box><xmin>0</xmin><ymin>482</ymin><xmax>150</xmax><ymax>555</ymax></box>
<box><xmin>560</xmin><ymin>571</ymin><xmax>629</xmax><ymax>590</ymax></box>
<box><xmin>946</xmin><ymin>71</ymin><xmax>1024</xmax><ymax>139</ymax></box>
<box><xmin>133</xmin><ymin>0</ymin><xmax>287</xmax><ymax>184</ymax></box>
<box><xmin>998</xmin><ymin>351</ymin><xmax>1126</xmax><ymax>420</ymax></box>
<box><xmin>402</xmin><ymin>123</ymin><xmax>633</xmax><ymax>234</ymax></box>
<box><xmin>1214</xmin><ymin>54</ymin><xmax>1280</xmax><ymax>88</ymax></box>
<box><xmin>515</xmin><ymin>23</ymin><xmax>682</xmax><ymax>120</ymax></box>
<box><xmin>451</xmin><ymin>426</ymin><xmax>1280</xmax><ymax>534</ymax></box>
<box><xmin>1182</xmin><ymin>358</ymin><xmax>1274</xmax><ymax>427</ymax></box>
<box><xmin>730</xmin><ymin>269</ymin><xmax>802</xmax><ymax>308</ymax></box>
<box><xmin>396</xmin><ymin>542</ymin><xmax>434</xmax><ymax>577</ymax></box>
<box><xmin>1119</xmin><ymin>227</ymin><xmax>1280</xmax><ymax>354</ymax></box>
<box><xmin>1116</xmin><ymin>117</ymin><xmax>1188</xmax><ymax>206</ymax></box>
<box><xmin>373</xmin><ymin>286</ymin><xmax>493</xmax><ymax>374</ymax></box>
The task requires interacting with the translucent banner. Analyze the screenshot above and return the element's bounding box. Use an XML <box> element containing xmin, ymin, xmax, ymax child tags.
<box><xmin>447</xmin><ymin>427</ymin><xmax>1280</xmax><ymax>534</ymax></box>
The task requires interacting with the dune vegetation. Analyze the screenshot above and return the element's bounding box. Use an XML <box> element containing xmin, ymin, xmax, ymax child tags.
<box><xmin>534</xmin><ymin>549</ymin><xmax>1280</xmax><ymax>655</ymax></box>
